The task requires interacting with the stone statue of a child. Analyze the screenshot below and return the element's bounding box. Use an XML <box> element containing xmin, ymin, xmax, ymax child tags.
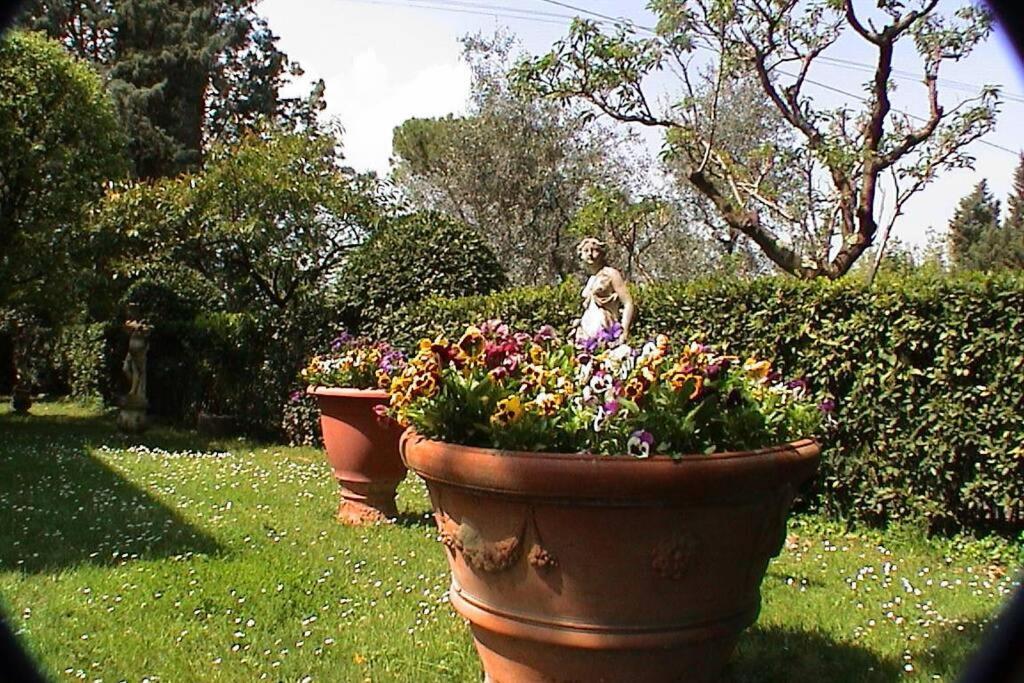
<box><xmin>571</xmin><ymin>237</ymin><xmax>635</xmax><ymax>345</ymax></box>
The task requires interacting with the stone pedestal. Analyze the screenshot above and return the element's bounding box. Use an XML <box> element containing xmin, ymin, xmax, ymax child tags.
<box><xmin>10</xmin><ymin>386</ymin><xmax>31</xmax><ymax>414</ymax></box>
<box><xmin>118</xmin><ymin>395</ymin><xmax>148</xmax><ymax>433</ymax></box>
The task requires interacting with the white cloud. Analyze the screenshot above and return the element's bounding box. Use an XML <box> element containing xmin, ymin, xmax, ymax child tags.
<box><xmin>328</xmin><ymin>52</ymin><xmax>470</xmax><ymax>172</ymax></box>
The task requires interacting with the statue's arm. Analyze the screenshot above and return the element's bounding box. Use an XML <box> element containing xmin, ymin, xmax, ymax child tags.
<box><xmin>610</xmin><ymin>270</ymin><xmax>635</xmax><ymax>337</ymax></box>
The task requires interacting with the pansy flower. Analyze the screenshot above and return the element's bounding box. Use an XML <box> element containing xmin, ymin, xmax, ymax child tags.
<box><xmin>491</xmin><ymin>395</ymin><xmax>524</xmax><ymax>427</ymax></box>
<box><xmin>598</xmin><ymin>322</ymin><xmax>624</xmax><ymax>344</ymax></box>
<box><xmin>457</xmin><ymin>325</ymin><xmax>486</xmax><ymax>359</ymax></box>
<box><xmin>786</xmin><ymin>377</ymin><xmax>809</xmax><ymax>396</ymax></box>
<box><xmin>623</xmin><ymin>376</ymin><xmax>649</xmax><ymax>401</ymax></box>
<box><xmin>743</xmin><ymin>357</ymin><xmax>772</xmax><ymax>381</ymax></box>
<box><xmin>533</xmin><ymin>325</ymin><xmax>558</xmax><ymax>344</ymax></box>
<box><xmin>410</xmin><ymin>372</ymin><xmax>438</xmax><ymax>398</ymax></box>
<box><xmin>530</xmin><ymin>391</ymin><xmax>561</xmax><ymax>416</ymax></box>
<box><xmin>589</xmin><ymin>371</ymin><xmax>613</xmax><ymax>396</ymax></box>
<box><xmin>591</xmin><ymin>405</ymin><xmax>613</xmax><ymax>432</ymax></box>
<box><xmin>626</xmin><ymin>430</ymin><xmax>655</xmax><ymax>458</ymax></box>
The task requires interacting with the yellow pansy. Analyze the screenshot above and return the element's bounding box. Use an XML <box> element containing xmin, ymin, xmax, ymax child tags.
<box><xmin>490</xmin><ymin>395</ymin><xmax>524</xmax><ymax>427</ymax></box>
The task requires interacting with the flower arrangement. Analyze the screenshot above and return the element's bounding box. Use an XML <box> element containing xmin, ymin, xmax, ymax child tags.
<box><xmin>387</xmin><ymin>320</ymin><xmax>830</xmax><ymax>457</ymax></box>
<box><xmin>302</xmin><ymin>332</ymin><xmax>407</xmax><ymax>390</ymax></box>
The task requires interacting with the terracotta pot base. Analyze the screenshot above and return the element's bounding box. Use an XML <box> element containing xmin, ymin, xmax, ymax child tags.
<box><xmin>456</xmin><ymin>585</ymin><xmax>750</xmax><ymax>683</ymax></box>
<box><xmin>474</xmin><ymin>628</ymin><xmax>739</xmax><ymax>683</ymax></box>
<box><xmin>335</xmin><ymin>480</ymin><xmax>401</xmax><ymax>525</ymax></box>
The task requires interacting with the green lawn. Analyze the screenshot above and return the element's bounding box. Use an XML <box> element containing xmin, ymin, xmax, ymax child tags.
<box><xmin>1</xmin><ymin>401</ymin><xmax>1020</xmax><ymax>682</ymax></box>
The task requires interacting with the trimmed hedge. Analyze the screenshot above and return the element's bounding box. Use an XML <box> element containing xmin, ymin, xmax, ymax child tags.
<box><xmin>381</xmin><ymin>272</ymin><xmax>1024</xmax><ymax>535</ymax></box>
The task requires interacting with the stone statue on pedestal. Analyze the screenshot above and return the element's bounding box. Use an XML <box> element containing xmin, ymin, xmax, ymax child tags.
<box><xmin>571</xmin><ymin>237</ymin><xmax>636</xmax><ymax>345</ymax></box>
<box><xmin>118</xmin><ymin>320</ymin><xmax>152</xmax><ymax>432</ymax></box>
<box><xmin>10</xmin><ymin>324</ymin><xmax>32</xmax><ymax>414</ymax></box>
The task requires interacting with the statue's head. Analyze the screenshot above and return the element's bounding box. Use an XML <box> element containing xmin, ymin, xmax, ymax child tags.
<box><xmin>576</xmin><ymin>237</ymin><xmax>607</xmax><ymax>269</ymax></box>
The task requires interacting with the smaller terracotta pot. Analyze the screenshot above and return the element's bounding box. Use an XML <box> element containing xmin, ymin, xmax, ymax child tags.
<box><xmin>307</xmin><ymin>387</ymin><xmax>406</xmax><ymax>525</ymax></box>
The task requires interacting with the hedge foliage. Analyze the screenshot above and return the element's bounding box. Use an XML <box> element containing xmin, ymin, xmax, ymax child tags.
<box><xmin>382</xmin><ymin>272</ymin><xmax>1024</xmax><ymax>535</ymax></box>
<box><xmin>51</xmin><ymin>323</ymin><xmax>113</xmax><ymax>401</ymax></box>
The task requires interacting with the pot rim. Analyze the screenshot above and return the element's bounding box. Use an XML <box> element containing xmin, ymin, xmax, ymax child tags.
<box><xmin>401</xmin><ymin>429</ymin><xmax>821</xmax><ymax>500</ymax></box>
<box><xmin>403</xmin><ymin>432</ymin><xmax>819</xmax><ymax>501</ymax></box>
<box><xmin>306</xmin><ymin>385</ymin><xmax>388</xmax><ymax>399</ymax></box>
<box><xmin>403</xmin><ymin>428</ymin><xmax>818</xmax><ymax>464</ymax></box>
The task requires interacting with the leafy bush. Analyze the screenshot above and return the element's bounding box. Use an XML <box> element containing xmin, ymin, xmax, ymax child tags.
<box><xmin>382</xmin><ymin>280</ymin><xmax>579</xmax><ymax>349</ymax></box>
<box><xmin>336</xmin><ymin>211</ymin><xmax>508</xmax><ymax>338</ymax></box>
<box><xmin>384</xmin><ymin>271</ymin><xmax>1024</xmax><ymax>535</ymax></box>
<box><xmin>51</xmin><ymin>323</ymin><xmax>115</xmax><ymax>402</ymax></box>
<box><xmin>282</xmin><ymin>390</ymin><xmax>323</xmax><ymax>448</ymax></box>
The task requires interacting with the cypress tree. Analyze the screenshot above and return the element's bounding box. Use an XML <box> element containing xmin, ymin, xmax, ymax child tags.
<box><xmin>947</xmin><ymin>180</ymin><xmax>1000</xmax><ymax>270</ymax></box>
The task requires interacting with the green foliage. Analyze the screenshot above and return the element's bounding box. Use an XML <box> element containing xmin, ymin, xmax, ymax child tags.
<box><xmin>568</xmin><ymin>186</ymin><xmax>713</xmax><ymax>282</ymax></box>
<box><xmin>0</xmin><ymin>31</ymin><xmax>127</xmax><ymax>314</ymax></box>
<box><xmin>385</xmin><ymin>272</ymin><xmax>1024</xmax><ymax>534</ymax></box>
<box><xmin>281</xmin><ymin>390</ymin><xmax>323</xmax><ymax>447</ymax></box>
<box><xmin>95</xmin><ymin>128</ymin><xmax>382</xmax><ymax>314</ymax></box>
<box><xmin>948</xmin><ymin>180</ymin><xmax>1001</xmax><ymax>270</ymax></box>
<box><xmin>382</xmin><ymin>281</ymin><xmax>579</xmax><ymax>350</ymax></box>
<box><xmin>51</xmin><ymin>324</ymin><xmax>114</xmax><ymax>402</ymax></box>
<box><xmin>18</xmin><ymin>0</ymin><xmax>325</xmax><ymax>179</ymax></box>
<box><xmin>337</xmin><ymin>212</ymin><xmax>507</xmax><ymax>339</ymax></box>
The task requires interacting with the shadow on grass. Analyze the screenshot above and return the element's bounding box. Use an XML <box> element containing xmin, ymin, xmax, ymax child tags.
<box><xmin>0</xmin><ymin>410</ymin><xmax>225</xmax><ymax>574</ymax></box>
<box><xmin>923</xmin><ymin>615</ymin><xmax>997</xmax><ymax>680</ymax></box>
<box><xmin>392</xmin><ymin>511</ymin><xmax>436</xmax><ymax>530</ymax></box>
<box><xmin>728</xmin><ymin>625</ymin><xmax>902</xmax><ymax>682</ymax></box>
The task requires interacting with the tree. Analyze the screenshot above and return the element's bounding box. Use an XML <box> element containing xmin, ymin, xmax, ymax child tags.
<box><xmin>94</xmin><ymin>127</ymin><xmax>383</xmax><ymax>315</ymax></box>
<box><xmin>0</xmin><ymin>31</ymin><xmax>127</xmax><ymax>314</ymax></box>
<box><xmin>515</xmin><ymin>1</ymin><xmax>999</xmax><ymax>279</ymax></box>
<box><xmin>953</xmin><ymin>158</ymin><xmax>1024</xmax><ymax>271</ymax></box>
<box><xmin>1006</xmin><ymin>155</ymin><xmax>1024</xmax><ymax>232</ymax></box>
<box><xmin>662</xmin><ymin>74</ymin><xmax>787</xmax><ymax>276</ymax></box>
<box><xmin>947</xmin><ymin>180</ymin><xmax>1000</xmax><ymax>270</ymax></box>
<box><xmin>335</xmin><ymin>211</ymin><xmax>508</xmax><ymax>337</ymax></box>
<box><xmin>569</xmin><ymin>186</ymin><xmax>717</xmax><ymax>283</ymax></box>
<box><xmin>391</xmin><ymin>32</ymin><xmax>627</xmax><ymax>285</ymax></box>
<box><xmin>18</xmin><ymin>0</ymin><xmax>325</xmax><ymax>178</ymax></box>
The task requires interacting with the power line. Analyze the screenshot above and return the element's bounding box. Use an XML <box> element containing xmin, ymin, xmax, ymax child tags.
<box><xmin>534</xmin><ymin>0</ymin><xmax>635</xmax><ymax>26</ymax></box>
<box><xmin>335</xmin><ymin>0</ymin><xmax>574</xmax><ymax>27</ymax></box>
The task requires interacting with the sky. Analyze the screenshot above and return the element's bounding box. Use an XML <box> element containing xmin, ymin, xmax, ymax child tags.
<box><xmin>258</xmin><ymin>0</ymin><xmax>1024</xmax><ymax>250</ymax></box>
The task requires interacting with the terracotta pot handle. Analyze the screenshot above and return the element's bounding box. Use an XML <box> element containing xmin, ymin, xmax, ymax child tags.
<box><xmin>435</xmin><ymin>511</ymin><xmax>524</xmax><ymax>573</ymax></box>
<box><xmin>399</xmin><ymin>427</ymin><xmax>417</xmax><ymax>464</ymax></box>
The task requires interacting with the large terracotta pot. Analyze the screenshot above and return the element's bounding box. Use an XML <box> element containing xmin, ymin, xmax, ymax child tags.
<box><xmin>308</xmin><ymin>387</ymin><xmax>406</xmax><ymax>525</ymax></box>
<box><xmin>401</xmin><ymin>431</ymin><xmax>820</xmax><ymax>683</ymax></box>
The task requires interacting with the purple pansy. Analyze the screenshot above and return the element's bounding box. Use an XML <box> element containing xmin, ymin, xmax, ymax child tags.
<box><xmin>627</xmin><ymin>430</ymin><xmax>655</xmax><ymax>458</ymax></box>
<box><xmin>533</xmin><ymin>324</ymin><xmax>558</xmax><ymax>344</ymax></box>
<box><xmin>598</xmin><ymin>322</ymin><xmax>624</xmax><ymax>343</ymax></box>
